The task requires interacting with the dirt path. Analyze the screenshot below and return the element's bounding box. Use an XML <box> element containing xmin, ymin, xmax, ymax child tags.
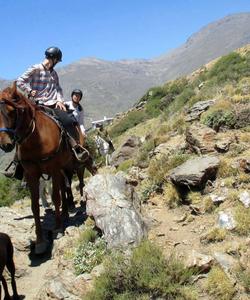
<box><xmin>16</xmin><ymin>254</ymin><xmax>53</xmax><ymax>300</ymax></box>
<box><xmin>1</xmin><ymin>196</ymin><xmax>86</xmax><ymax>300</ymax></box>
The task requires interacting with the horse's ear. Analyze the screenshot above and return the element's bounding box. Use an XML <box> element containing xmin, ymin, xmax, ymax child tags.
<box><xmin>11</xmin><ymin>81</ymin><xmax>21</xmax><ymax>101</ymax></box>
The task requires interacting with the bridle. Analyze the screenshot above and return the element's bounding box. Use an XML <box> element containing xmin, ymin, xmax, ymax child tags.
<box><xmin>0</xmin><ymin>97</ymin><xmax>36</xmax><ymax>145</ymax></box>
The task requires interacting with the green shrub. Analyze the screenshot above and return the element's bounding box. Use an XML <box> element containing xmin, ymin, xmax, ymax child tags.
<box><xmin>135</xmin><ymin>139</ymin><xmax>155</xmax><ymax>167</ymax></box>
<box><xmin>207</xmin><ymin>52</ymin><xmax>250</xmax><ymax>84</ymax></box>
<box><xmin>117</xmin><ymin>159</ymin><xmax>134</xmax><ymax>172</ymax></box>
<box><xmin>109</xmin><ymin>110</ymin><xmax>148</xmax><ymax>138</ymax></box>
<box><xmin>73</xmin><ymin>226</ymin><xmax>107</xmax><ymax>275</ymax></box>
<box><xmin>164</xmin><ymin>87</ymin><xmax>196</xmax><ymax>116</ymax></box>
<box><xmin>140</xmin><ymin>182</ymin><xmax>162</xmax><ymax>202</ymax></box>
<box><xmin>86</xmin><ymin>240</ymin><xmax>196</xmax><ymax>300</ymax></box>
<box><xmin>0</xmin><ymin>176</ymin><xmax>30</xmax><ymax>207</ymax></box>
<box><xmin>202</xmin><ymin>109</ymin><xmax>236</xmax><ymax>131</ymax></box>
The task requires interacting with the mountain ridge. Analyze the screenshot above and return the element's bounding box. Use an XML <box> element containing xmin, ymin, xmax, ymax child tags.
<box><xmin>1</xmin><ymin>13</ymin><xmax>250</xmax><ymax>123</ymax></box>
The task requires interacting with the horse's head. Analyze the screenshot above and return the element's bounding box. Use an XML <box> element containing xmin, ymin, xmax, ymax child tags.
<box><xmin>0</xmin><ymin>82</ymin><xmax>35</xmax><ymax>151</ymax></box>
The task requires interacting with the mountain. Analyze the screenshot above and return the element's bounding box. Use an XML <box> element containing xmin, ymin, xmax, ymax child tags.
<box><xmin>57</xmin><ymin>13</ymin><xmax>250</xmax><ymax>123</ymax></box>
<box><xmin>0</xmin><ymin>79</ymin><xmax>10</xmax><ymax>90</ymax></box>
<box><xmin>1</xmin><ymin>13</ymin><xmax>250</xmax><ymax>123</ymax></box>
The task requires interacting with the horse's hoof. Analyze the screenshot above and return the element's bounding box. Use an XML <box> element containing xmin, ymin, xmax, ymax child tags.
<box><xmin>35</xmin><ymin>241</ymin><xmax>48</xmax><ymax>254</ymax></box>
<box><xmin>53</xmin><ymin>228</ymin><xmax>64</xmax><ymax>240</ymax></box>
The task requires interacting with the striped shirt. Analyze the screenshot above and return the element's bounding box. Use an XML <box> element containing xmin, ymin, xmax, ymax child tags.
<box><xmin>17</xmin><ymin>63</ymin><xmax>64</xmax><ymax>106</ymax></box>
<box><xmin>65</xmin><ymin>101</ymin><xmax>85</xmax><ymax>134</ymax></box>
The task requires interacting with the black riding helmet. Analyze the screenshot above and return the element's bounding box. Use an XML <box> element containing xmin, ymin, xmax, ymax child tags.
<box><xmin>45</xmin><ymin>47</ymin><xmax>62</xmax><ymax>62</ymax></box>
<box><xmin>71</xmin><ymin>89</ymin><xmax>83</xmax><ymax>100</ymax></box>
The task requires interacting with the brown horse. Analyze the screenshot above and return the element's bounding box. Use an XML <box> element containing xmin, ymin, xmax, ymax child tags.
<box><xmin>0</xmin><ymin>232</ymin><xmax>19</xmax><ymax>300</ymax></box>
<box><xmin>0</xmin><ymin>83</ymin><xmax>84</xmax><ymax>254</ymax></box>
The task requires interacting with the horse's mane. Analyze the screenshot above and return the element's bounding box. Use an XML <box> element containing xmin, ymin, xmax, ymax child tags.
<box><xmin>1</xmin><ymin>83</ymin><xmax>40</xmax><ymax>113</ymax></box>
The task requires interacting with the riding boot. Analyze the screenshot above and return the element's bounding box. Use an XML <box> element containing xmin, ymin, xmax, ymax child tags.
<box><xmin>68</xmin><ymin>136</ymin><xmax>90</xmax><ymax>163</ymax></box>
<box><xmin>2</xmin><ymin>160</ymin><xmax>24</xmax><ymax>180</ymax></box>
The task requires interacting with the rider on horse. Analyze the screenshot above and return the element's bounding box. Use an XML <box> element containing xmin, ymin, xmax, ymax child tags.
<box><xmin>95</xmin><ymin>123</ymin><xmax>115</xmax><ymax>152</ymax></box>
<box><xmin>4</xmin><ymin>47</ymin><xmax>89</xmax><ymax>179</ymax></box>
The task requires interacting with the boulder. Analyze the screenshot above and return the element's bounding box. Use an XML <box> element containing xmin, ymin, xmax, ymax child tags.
<box><xmin>186</xmin><ymin>123</ymin><xmax>217</xmax><ymax>154</ymax></box>
<box><xmin>111</xmin><ymin>135</ymin><xmax>142</xmax><ymax>167</ymax></box>
<box><xmin>84</xmin><ymin>173</ymin><xmax>147</xmax><ymax>249</ymax></box>
<box><xmin>185</xmin><ymin>99</ymin><xmax>216</xmax><ymax>121</ymax></box>
<box><xmin>170</xmin><ymin>156</ymin><xmax>220</xmax><ymax>188</ymax></box>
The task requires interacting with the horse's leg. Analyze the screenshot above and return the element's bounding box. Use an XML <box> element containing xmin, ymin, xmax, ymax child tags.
<box><xmin>77</xmin><ymin>167</ymin><xmax>85</xmax><ymax>201</ymax></box>
<box><xmin>1</xmin><ymin>275</ymin><xmax>11</xmax><ymax>300</ymax></box>
<box><xmin>6</xmin><ymin>259</ymin><xmax>18</xmax><ymax>299</ymax></box>
<box><xmin>65</xmin><ymin>171</ymin><xmax>75</xmax><ymax>210</ymax></box>
<box><xmin>51</xmin><ymin>172</ymin><xmax>64</xmax><ymax>237</ymax></box>
<box><xmin>26</xmin><ymin>174</ymin><xmax>47</xmax><ymax>254</ymax></box>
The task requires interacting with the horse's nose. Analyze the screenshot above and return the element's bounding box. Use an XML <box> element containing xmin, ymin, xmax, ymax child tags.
<box><xmin>0</xmin><ymin>143</ymin><xmax>15</xmax><ymax>152</ymax></box>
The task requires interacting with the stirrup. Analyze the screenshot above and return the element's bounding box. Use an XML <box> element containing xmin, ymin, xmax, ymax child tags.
<box><xmin>2</xmin><ymin>161</ymin><xmax>18</xmax><ymax>178</ymax></box>
<box><xmin>72</xmin><ymin>146</ymin><xmax>90</xmax><ymax>162</ymax></box>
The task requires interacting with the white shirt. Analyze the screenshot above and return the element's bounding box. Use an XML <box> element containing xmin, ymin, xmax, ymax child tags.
<box><xmin>65</xmin><ymin>101</ymin><xmax>85</xmax><ymax>135</ymax></box>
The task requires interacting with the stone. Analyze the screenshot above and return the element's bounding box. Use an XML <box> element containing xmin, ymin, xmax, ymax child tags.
<box><xmin>170</xmin><ymin>156</ymin><xmax>220</xmax><ymax>188</ymax></box>
<box><xmin>85</xmin><ymin>173</ymin><xmax>147</xmax><ymax>249</ymax></box>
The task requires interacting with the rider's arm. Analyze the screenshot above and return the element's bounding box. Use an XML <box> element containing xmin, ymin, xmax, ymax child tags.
<box><xmin>16</xmin><ymin>65</ymin><xmax>37</xmax><ymax>95</ymax></box>
<box><xmin>53</xmin><ymin>71</ymin><xmax>64</xmax><ymax>103</ymax></box>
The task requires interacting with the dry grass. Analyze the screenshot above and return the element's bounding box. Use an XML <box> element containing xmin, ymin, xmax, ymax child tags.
<box><xmin>234</xmin><ymin>204</ymin><xmax>250</xmax><ymax>236</ymax></box>
<box><xmin>217</xmin><ymin>158</ymin><xmax>239</xmax><ymax>178</ymax></box>
<box><xmin>163</xmin><ymin>183</ymin><xmax>182</xmax><ymax>208</ymax></box>
<box><xmin>200</xmin><ymin>227</ymin><xmax>227</xmax><ymax>244</ymax></box>
<box><xmin>205</xmin><ymin>266</ymin><xmax>235</xmax><ymax>300</ymax></box>
<box><xmin>187</xmin><ymin>191</ymin><xmax>202</xmax><ymax>205</ymax></box>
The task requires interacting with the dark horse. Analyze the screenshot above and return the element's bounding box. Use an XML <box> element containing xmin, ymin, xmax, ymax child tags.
<box><xmin>0</xmin><ymin>232</ymin><xmax>19</xmax><ymax>300</ymax></box>
<box><xmin>0</xmin><ymin>83</ymin><xmax>85</xmax><ymax>254</ymax></box>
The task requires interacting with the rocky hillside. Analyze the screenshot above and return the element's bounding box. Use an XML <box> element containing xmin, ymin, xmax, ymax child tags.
<box><xmin>57</xmin><ymin>12</ymin><xmax>250</xmax><ymax>120</ymax></box>
<box><xmin>0</xmin><ymin>46</ymin><xmax>249</xmax><ymax>300</ymax></box>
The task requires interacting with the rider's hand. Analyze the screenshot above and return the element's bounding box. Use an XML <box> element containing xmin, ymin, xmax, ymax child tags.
<box><xmin>29</xmin><ymin>90</ymin><xmax>37</xmax><ymax>97</ymax></box>
<box><xmin>55</xmin><ymin>101</ymin><xmax>66</xmax><ymax>111</ymax></box>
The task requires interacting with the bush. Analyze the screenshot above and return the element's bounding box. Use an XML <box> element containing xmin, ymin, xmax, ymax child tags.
<box><xmin>202</xmin><ymin>109</ymin><xmax>236</xmax><ymax>131</ymax></box>
<box><xmin>73</xmin><ymin>226</ymin><xmax>107</xmax><ymax>275</ymax></box>
<box><xmin>109</xmin><ymin>110</ymin><xmax>148</xmax><ymax>138</ymax></box>
<box><xmin>163</xmin><ymin>183</ymin><xmax>182</xmax><ymax>208</ymax></box>
<box><xmin>234</xmin><ymin>205</ymin><xmax>250</xmax><ymax>236</ymax></box>
<box><xmin>135</xmin><ymin>139</ymin><xmax>155</xmax><ymax>167</ymax></box>
<box><xmin>0</xmin><ymin>176</ymin><xmax>29</xmax><ymax>207</ymax></box>
<box><xmin>117</xmin><ymin>159</ymin><xmax>134</xmax><ymax>172</ymax></box>
<box><xmin>205</xmin><ymin>266</ymin><xmax>235</xmax><ymax>300</ymax></box>
<box><xmin>207</xmin><ymin>52</ymin><xmax>250</xmax><ymax>84</ymax></box>
<box><xmin>86</xmin><ymin>241</ymin><xmax>196</xmax><ymax>300</ymax></box>
<box><xmin>236</xmin><ymin>265</ymin><xmax>250</xmax><ymax>293</ymax></box>
<box><xmin>200</xmin><ymin>228</ymin><xmax>226</xmax><ymax>244</ymax></box>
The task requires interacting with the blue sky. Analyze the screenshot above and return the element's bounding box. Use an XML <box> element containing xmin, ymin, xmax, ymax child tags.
<box><xmin>1</xmin><ymin>0</ymin><xmax>250</xmax><ymax>79</ymax></box>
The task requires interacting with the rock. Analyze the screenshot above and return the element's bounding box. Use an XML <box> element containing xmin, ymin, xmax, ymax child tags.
<box><xmin>186</xmin><ymin>123</ymin><xmax>217</xmax><ymax>154</ymax></box>
<box><xmin>170</xmin><ymin>156</ymin><xmax>220</xmax><ymax>188</ymax></box>
<box><xmin>85</xmin><ymin>173</ymin><xmax>147</xmax><ymax>249</ymax></box>
<box><xmin>217</xmin><ymin>211</ymin><xmax>236</xmax><ymax>230</ymax></box>
<box><xmin>111</xmin><ymin>135</ymin><xmax>142</xmax><ymax>167</ymax></box>
<box><xmin>150</xmin><ymin>135</ymin><xmax>186</xmax><ymax>159</ymax></box>
<box><xmin>213</xmin><ymin>252</ymin><xmax>237</xmax><ymax>272</ymax></box>
<box><xmin>185</xmin><ymin>99</ymin><xmax>216</xmax><ymax>121</ymax></box>
<box><xmin>215</xmin><ymin>138</ymin><xmax>232</xmax><ymax>153</ymax></box>
<box><xmin>235</xmin><ymin>108</ymin><xmax>250</xmax><ymax>129</ymax></box>
<box><xmin>210</xmin><ymin>193</ymin><xmax>226</xmax><ymax>204</ymax></box>
<box><xmin>239</xmin><ymin>191</ymin><xmax>250</xmax><ymax>208</ymax></box>
<box><xmin>239</xmin><ymin>157</ymin><xmax>250</xmax><ymax>173</ymax></box>
<box><xmin>186</xmin><ymin>250</ymin><xmax>214</xmax><ymax>272</ymax></box>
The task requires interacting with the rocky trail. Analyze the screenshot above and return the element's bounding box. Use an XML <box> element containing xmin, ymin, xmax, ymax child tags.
<box><xmin>0</xmin><ymin>194</ymin><xmax>88</xmax><ymax>300</ymax></box>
